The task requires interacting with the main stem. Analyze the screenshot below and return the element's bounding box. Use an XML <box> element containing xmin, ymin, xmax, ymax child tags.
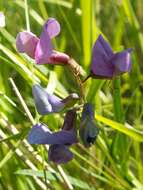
<box><xmin>113</xmin><ymin>77</ymin><xmax>123</xmax><ymax>122</ymax></box>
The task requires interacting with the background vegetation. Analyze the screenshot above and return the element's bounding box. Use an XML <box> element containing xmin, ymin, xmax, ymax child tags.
<box><xmin>0</xmin><ymin>0</ymin><xmax>143</xmax><ymax>189</ymax></box>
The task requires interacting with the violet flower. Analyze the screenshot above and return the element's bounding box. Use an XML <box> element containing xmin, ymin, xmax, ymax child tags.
<box><xmin>0</xmin><ymin>12</ymin><xmax>5</xmax><ymax>28</ymax></box>
<box><xmin>16</xmin><ymin>18</ymin><xmax>70</xmax><ymax>65</ymax></box>
<box><xmin>28</xmin><ymin>110</ymin><xmax>77</xmax><ymax>164</ymax></box>
<box><xmin>90</xmin><ymin>35</ymin><xmax>132</xmax><ymax>79</ymax></box>
<box><xmin>48</xmin><ymin>145</ymin><xmax>73</xmax><ymax>164</ymax></box>
<box><xmin>32</xmin><ymin>84</ymin><xmax>79</xmax><ymax>115</ymax></box>
<box><xmin>79</xmin><ymin>103</ymin><xmax>99</xmax><ymax>147</ymax></box>
<box><xmin>48</xmin><ymin>110</ymin><xmax>77</xmax><ymax>164</ymax></box>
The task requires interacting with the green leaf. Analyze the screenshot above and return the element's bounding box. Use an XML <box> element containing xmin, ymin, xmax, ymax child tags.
<box><xmin>15</xmin><ymin>169</ymin><xmax>92</xmax><ymax>189</ymax></box>
<box><xmin>0</xmin><ymin>140</ymin><xmax>22</xmax><ymax>169</ymax></box>
<box><xmin>0</xmin><ymin>129</ymin><xmax>29</xmax><ymax>143</ymax></box>
<box><xmin>80</xmin><ymin>0</ymin><xmax>92</xmax><ymax>67</ymax></box>
<box><xmin>0</xmin><ymin>46</ymin><xmax>40</xmax><ymax>85</ymax></box>
<box><xmin>95</xmin><ymin>114</ymin><xmax>143</xmax><ymax>142</ymax></box>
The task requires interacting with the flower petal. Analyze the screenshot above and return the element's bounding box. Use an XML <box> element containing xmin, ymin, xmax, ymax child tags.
<box><xmin>0</xmin><ymin>12</ymin><xmax>5</xmax><ymax>27</ymax></box>
<box><xmin>45</xmin><ymin>18</ymin><xmax>60</xmax><ymax>39</ymax></box>
<box><xmin>35</xmin><ymin>22</ymin><xmax>53</xmax><ymax>64</ymax></box>
<box><xmin>27</xmin><ymin>123</ymin><xmax>77</xmax><ymax>145</ymax></box>
<box><xmin>27</xmin><ymin>123</ymin><xmax>52</xmax><ymax>144</ymax></box>
<box><xmin>48</xmin><ymin>145</ymin><xmax>73</xmax><ymax>164</ymax></box>
<box><xmin>112</xmin><ymin>49</ymin><xmax>132</xmax><ymax>75</ymax></box>
<box><xmin>81</xmin><ymin>103</ymin><xmax>94</xmax><ymax>120</ymax></box>
<box><xmin>16</xmin><ymin>31</ymin><xmax>39</xmax><ymax>58</ymax></box>
<box><xmin>97</xmin><ymin>35</ymin><xmax>113</xmax><ymax>57</ymax></box>
<box><xmin>47</xmin><ymin>94</ymin><xmax>64</xmax><ymax>113</ymax></box>
<box><xmin>35</xmin><ymin>18</ymin><xmax>62</xmax><ymax>64</ymax></box>
<box><xmin>91</xmin><ymin>35</ymin><xmax>114</xmax><ymax>79</ymax></box>
<box><xmin>32</xmin><ymin>84</ymin><xmax>53</xmax><ymax>115</ymax></box>
<box><xmin>62</xmin><ymin>110</ymin><xmax>77</xmax><ymax>131</ymax></box>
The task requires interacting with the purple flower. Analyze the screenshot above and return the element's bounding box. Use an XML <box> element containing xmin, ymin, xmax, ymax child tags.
<box><xmin>79</xmin><ymin>103</ymin><xmax>99</xmax><ymax>147</ymax></box>
<box><xmin>28</xmin><ymin>110</ymin><xmax>77</xmax><ymax>164</ymax></box>
<box><xmin>91</xmin><ymin>35</ymin><xmax>132</xmax><ymax>79</ymax></box>
<box><xmin>27</xmin><ymin>123</ymin><xmax>77</xmax><ymax>145</ymax></box>
<box><xmin>0</xmin><ymin>12</ymin><xmax>5</xmax><ymax>27</ymax></box>
<box><xmin>48</xmin><ymin>145</ymin><xmax>73</xmax><ymax>164</ymax></box>
<box><xmin>16</xmin><ymin>18</ymin><xmax>70</xmax><ymax>65</ymax></box>
<box><xmin>32</xmin><ymin>84</ymin><xmax>79</xmax><ymax>115</ymax></box>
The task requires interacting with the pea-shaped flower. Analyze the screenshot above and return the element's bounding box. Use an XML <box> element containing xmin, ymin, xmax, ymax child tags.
<box><xmin>28</xmin><ymin>110</ymin><xmax>77</xmax><ymax>164</ymax></box>
<box><xmin>32</xmin><ymin>84</ymin><xmax>79</xmax><ymax>115</ymax></box>
<box><xmin>90</xmin><ymin>35</ymin><xmax>132</xmax><ymax>79</ymax></box>
<box><xmin>79</xmin><ymin>103</ymin><xmax>99</xmax><ymax>147</ymax></box>
<box><xmin>16</xmin><ymin>18</ymin><xmax>70</xmax><ymax>65</ymax></box>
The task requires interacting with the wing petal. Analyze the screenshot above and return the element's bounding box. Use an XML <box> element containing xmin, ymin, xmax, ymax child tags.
<box><xmin>16</xmin><ymin>31</ymin><xmax>39</xmax><ymax>58</ymax></box>
<box><xmin>112</xmin><ymin>49</ymin><xmax>132</xmax><ymax>75</ymax></box>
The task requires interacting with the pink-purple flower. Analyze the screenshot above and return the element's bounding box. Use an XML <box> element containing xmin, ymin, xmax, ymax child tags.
<box><xmin>28</xmin><ymin>110</ymin><xmax>77</xmax><ymax>164</ymax></box>
<box><xmin>90</xmin><ymin>35</ymin><xmax>132</xmax><ymax>79</ymax></box>
<box><xmin>16</xmin><ymin>18</ymin><xmax>70</xmax><ymax>65</ymax></box>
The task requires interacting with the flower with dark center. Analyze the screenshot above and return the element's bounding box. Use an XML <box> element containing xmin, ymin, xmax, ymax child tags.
<box><xmin>28</xmin><ymin>110</ymin><xmax>77</xmax><ymax>164</ymax></box>
<box><xmin>16</xmin><ymin>18</ymin><xmax>70</xmax><ymax>65</ymax></box>
<box><xmin>32</xmin><ymin>84</ymin><xmax>79</xmax><ymax>115</ymax></box>
<box><xmin>90</xmin><ymin>35</ymin><xmax>132</xmax><ymax>79</ymax></box>
<box><xmin>79</xmin><ymin>103</ymin><xmax>99</xmax><ymax>147</ymax></box>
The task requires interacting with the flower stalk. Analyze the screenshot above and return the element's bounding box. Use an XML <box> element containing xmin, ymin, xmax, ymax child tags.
<box><xmin>67</xmin><ymin>58</ymin><xmax>86</xmax><ymax>104</ymax></box>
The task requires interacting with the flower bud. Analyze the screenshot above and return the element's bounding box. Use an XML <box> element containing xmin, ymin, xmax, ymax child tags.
<box><xmin>79</xmin><ymin>103</ymin><xmax>99</xmax><ymax>147</ymax></box>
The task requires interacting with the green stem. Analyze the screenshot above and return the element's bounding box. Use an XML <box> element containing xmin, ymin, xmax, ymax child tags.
<box><xmin>82</xmin><ymin>74</ymin><xmax>91</xmax><ymax>83</ymax></box>
<box><xmin>76</xmin><ymin>74</ymin><xmax>85</xmax><ymax>104</ymax></box>
<box><xmin>9</xmin><ymin>78</ymin><xmax>35</xmax><ymax>125</ymax></box>
<box><xmin>113</xmin><ymin>78</ymin><xmax>124</xmax><ymax>122</ymax></box>
<box><xmin>57</xmin><ymin>165</ymin><xmax>73</xmax><ymax>190</ymax></box>
<box><xmin>41</xmin><ymin>146</ymin><xmax>48</xmax><ymax>189</ymax></box>
<box><xmin>24</xmin><ymin>0</ymin><xmax>30</xmax><ymax>31</ymax></box>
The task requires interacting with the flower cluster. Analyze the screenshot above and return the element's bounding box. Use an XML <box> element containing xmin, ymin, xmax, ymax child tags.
<box><xmin>16</xmin><ymin>18</ymin><xmax>132</xmax><ymax>164</ymax></box>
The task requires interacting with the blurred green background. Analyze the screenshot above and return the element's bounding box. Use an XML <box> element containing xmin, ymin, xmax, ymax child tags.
<box><xmin>0</xmin><ymin>0</ymin><xmax>143</xmax><ymax>189</ymax></box>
